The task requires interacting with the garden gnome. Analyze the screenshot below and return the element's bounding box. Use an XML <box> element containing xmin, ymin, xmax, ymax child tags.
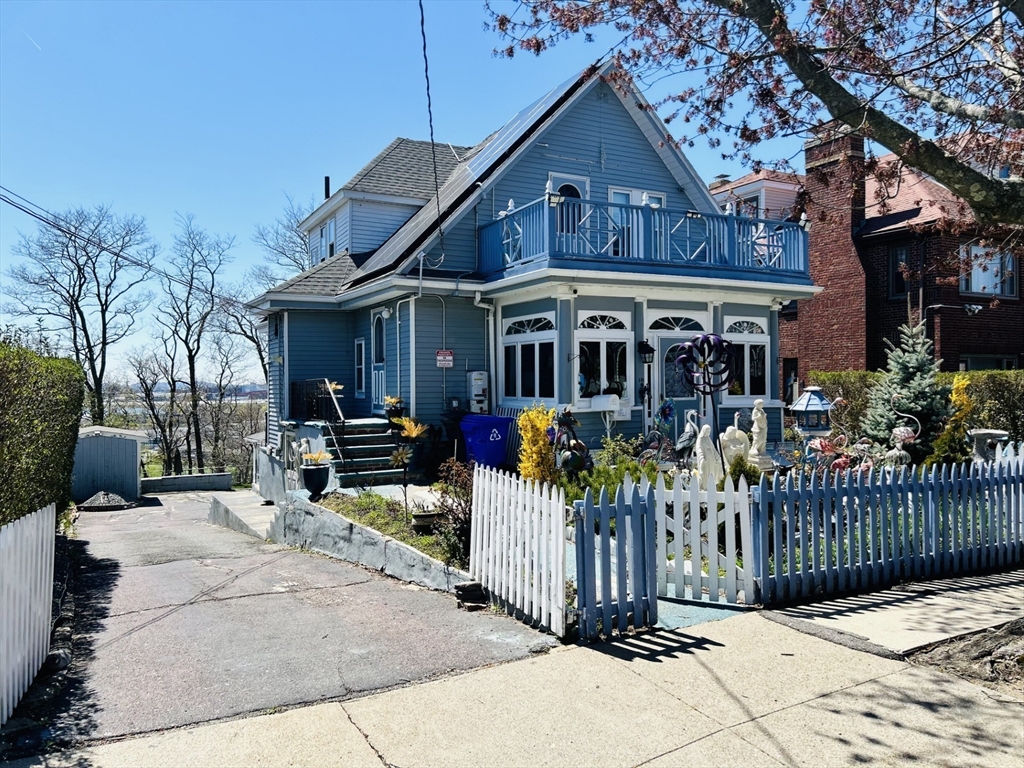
<box><xmin>749</xmin><ymin>399</ymin><xmax>768</xmax><ymax>460</ymax></box>
<box><xmin>696</xmin><ymin>424</ymin><xmax>723</xmax><ymax>491</ymax></box>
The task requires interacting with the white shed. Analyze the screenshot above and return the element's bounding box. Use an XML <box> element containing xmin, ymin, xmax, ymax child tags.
<box><xmin>72</xmin><ymin>426</ymin><xmax>147</xmax><ymax>502</ymax></box>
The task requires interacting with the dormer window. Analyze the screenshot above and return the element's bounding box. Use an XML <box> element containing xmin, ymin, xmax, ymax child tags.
<box><xmin>320</xmin><ymin>218</ymin><xmax>335</xmax><ymax>261</ymax></box>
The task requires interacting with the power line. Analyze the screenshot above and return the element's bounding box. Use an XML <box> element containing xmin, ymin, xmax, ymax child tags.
<box><xmin>0</xmin><ymin>185</ymin><xmax>242</xmax><ymax>304</ymax></box>
<box><xmin>418</xmin><ymin>0</ymin><xmax>445</xmax><ymax>259</ymax></box>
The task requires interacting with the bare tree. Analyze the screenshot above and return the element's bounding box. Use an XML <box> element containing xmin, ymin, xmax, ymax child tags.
<box><xmin>252</xmin><ymin>194</ymin><xmax>315</xmax><ymax>287</ymax></box>
<box><xmin>492</xmin><ymin>0</ymin><xmax>1024</xmax><ymax>227</ymax></box>
<box><xmin>5</xmin><ymin>205</ymin><xmax>155</xmax><ymax>423</ymax></box>
<box><xmin>129</xmin><ymin>338</ymin><xmax>183</xmax><ymax>476</ymax></box>
<box><xmin>214</xmin><ymin>282</ymin><xmax>268</xmax><ymax>383</ymax></box>
<box><xmin>158</xmin><ymin>214</ymin><xmax>232</xmax><ymax>473</ymax></box>
<box><xmin>203</xmin><ymin>332</ymin><xmax>244</xmax><ymax>474</ymax></box>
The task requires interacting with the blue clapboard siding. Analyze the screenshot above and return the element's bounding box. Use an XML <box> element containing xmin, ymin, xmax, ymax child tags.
<box><xmin>414</xmin><ymin>297</ymin><xmax>488</xmax><ymax>426</ymax></box>
<box><xmin>502</xmin><ymin>298</ymin><xmax>557</xmax><ymax>320</ymax></box>
<box><xmin>350</xmin><ymin>201</ymin><xmax>419</xmax><ymax>253</ymax></box>
<box><xmin>487</xmin><ymin>82</ymin><xmax>695</xmax><ymax>228</ymax></box>
<box><xmin>573</xmin><ymin>410</ymin><xmax>646</xmax><ymax>451</ymax></box>
<box><xmin>267</xmin><ymin>313</ymin><xmax>284</xmax><ymax>447</ymax></box>
<box><xmin>287</xmin><ymin>310</ymin><xmax>353</xmax><ymax>417</ymax></box>
<box><xmin>335</xmin><ymin>204</ymin><xmax>351</xmax><ymax>256</ymax></box>
<box><xmin>417</xmin><ymin>215</ymin><xmax>479</xmax><ymax>274</ymax></box>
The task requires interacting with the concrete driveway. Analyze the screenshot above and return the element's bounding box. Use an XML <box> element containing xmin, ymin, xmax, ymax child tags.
<box><xmin>44</xmin><ymin>492</ymin><xmax>554</xmax><ymax>746</ymax></box>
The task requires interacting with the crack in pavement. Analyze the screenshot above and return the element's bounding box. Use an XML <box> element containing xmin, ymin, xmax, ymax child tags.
<box><xmin>340</xmin><ymin>702</ymin><xmax>393</xmax><ymax>768</ymax></box>
<box><xmin>102</xmin><ymin>578</ymin><xmax>375</xmax><ymax>619</ymax></box>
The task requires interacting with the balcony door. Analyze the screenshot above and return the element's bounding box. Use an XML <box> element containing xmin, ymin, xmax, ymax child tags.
<box><xmin>609</xmin><ymin>188</ymin><xmax>665</xmax><ymax>259</ymax></box>
<box><xmin>371</xmin><ymin>312</ymin><xmax>387</xmax><ymax>413</ymax></box>
<box><xmin>549</xmin><ymin>173</ymin><xmax>590</xmax><ymax>255</ymax></box>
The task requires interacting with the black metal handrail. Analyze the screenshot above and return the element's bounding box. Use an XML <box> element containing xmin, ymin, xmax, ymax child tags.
<box><xmin>289</xmin><ymin>379</ymin><xmax>345</xmax><ymax>423</ymax></box>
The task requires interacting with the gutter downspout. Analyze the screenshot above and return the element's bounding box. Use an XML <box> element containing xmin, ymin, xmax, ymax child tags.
<box><xmin>474</xmin><ymin>291</ymin><xmax>496</xmax><ymax>412</ymax></box>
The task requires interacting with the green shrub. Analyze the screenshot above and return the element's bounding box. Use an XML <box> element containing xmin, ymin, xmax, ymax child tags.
<box><xmin>559</xmin><ymin>459</ymin><xmax>666</xmax><ymax>504</ymax></box>
<box><xmin>808</xmin><ymin>370</ymin><xmax>883</xmax><ymax>437</ymax></box>
<box><xmin>721</xmin><ymin>457</ymin><xmax>762</xmax><ymax>490</ymax></box>
<box><xmin>937</xmin><ymin>370</ymin><xmax>1024</xmax><ymax>442</ymax></box>
<box><xmin>0</xmin><ymin>342</ymin><xmax>85</xmax><ymax>525</ymax></box>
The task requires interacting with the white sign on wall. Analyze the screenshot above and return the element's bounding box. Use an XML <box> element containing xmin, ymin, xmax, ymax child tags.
<box><xmin>436</xmin><ymin>349</ymin><xmax>453</xmax><ymax>368</ymax></box>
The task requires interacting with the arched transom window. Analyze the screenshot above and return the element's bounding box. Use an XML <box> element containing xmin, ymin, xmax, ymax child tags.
<box><xmin>505</xmin><ymin>317</ymin><xmax>555</xmax><ymax>335</ymax></box>
<box><xmin>726</xmin><ymin>320</ymin><xmax>766</xmax><ymax>335</ymax></box>
<box><xmin>649</xmin><ymin>316</ymin><xmax>704</xmax><ymax>332</ymax></box>
<box><xmin>579</xmin><ymin>314</ymin><xmax>627</xmax><ymax>330</ymax></box>
<box><xmin>501</xmin><ymin>314</ymin><xmax>556</xmax><ymax>403</ymax></box>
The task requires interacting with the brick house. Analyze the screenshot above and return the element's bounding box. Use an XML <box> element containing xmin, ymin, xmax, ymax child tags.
<box><xmin>712</xmin><ymin>126</ymin><xmax>1021</xmax><ymax>400</ymax></box>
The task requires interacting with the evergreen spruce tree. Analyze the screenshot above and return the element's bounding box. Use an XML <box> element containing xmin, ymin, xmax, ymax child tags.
<box><xmin>862</xmin><ymin>323</ymin><xmax>952</xmax><ymax>465</ymax></box>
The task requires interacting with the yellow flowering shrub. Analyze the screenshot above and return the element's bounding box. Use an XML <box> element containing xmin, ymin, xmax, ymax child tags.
<box><xmin>517</xmin><ymin>404</ymin><xmax>557</xmax><ymax>485</ymax></box>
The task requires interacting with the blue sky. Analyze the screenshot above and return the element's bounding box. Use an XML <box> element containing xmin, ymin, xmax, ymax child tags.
<box><xmin>0</xmin><ymin>0</ymin><xmax>800</xmax><ymax>374</ymax></box>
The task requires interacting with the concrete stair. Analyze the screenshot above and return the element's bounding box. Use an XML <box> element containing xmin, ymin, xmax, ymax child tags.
<box><xmin>319</xmin><ymin>419</ymin><xmax>423</xmax><ymax>488</ymax></box>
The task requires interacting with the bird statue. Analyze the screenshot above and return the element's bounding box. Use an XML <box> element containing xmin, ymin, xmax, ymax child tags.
<box><xmin>696</xmin><ymin>424</ymin><xmax>724</xmax><ymax>491</ymax></box>
<box><xmin>674</xmin><ymin>409</ymin><xmax>700</xmax><ymax>467</ymax></box>
<box><xmin>559</xmin><ymin>439</ymin><xmax>593</xmax><ymax>479</ymax></box>
<box><xmin>886</xmin><ymin>395</ymin><xmax>922</xmax><ymax>467</ymax></box>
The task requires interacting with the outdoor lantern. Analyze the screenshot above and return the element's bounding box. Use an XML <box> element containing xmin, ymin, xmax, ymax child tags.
<box><xmin>788</xmin><ymin>386</ymin><xmax>833</xmax><ymax>437</ymax></box>
<box><xmin>637</xmin><ymin>339</ymin><xmax>656</xmax><ymax>365</ymax></box>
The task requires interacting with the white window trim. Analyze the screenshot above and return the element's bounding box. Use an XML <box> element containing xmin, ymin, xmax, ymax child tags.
<box><xmin>548</xmin><ymin>172</ymin><xmax>591</xmax><ymax>199</ymax></box>
<box><xmin>499</xmin><ymin>316</ymin><xmax>558</xmax><ymax>407</ymax></box>
<box><xmin>608</xmin><ymin>187</ymin><xmax>668</xmax><ymax>207</ymax></box>
<box><xmin>354</xmin><ymin>338</ymin><xmax>366</xmax><ymax>399</ymax></box>
<box><xmin>574</xmin><ymin>328</ymin><xmax>635</xmax><ymax>409</ymax></box>
<box><xmin>576</xmin><ymin>309</ymin><xmax>632</xmax><ymax>330</ymax></box>
<box><xmin>960</xmin><ymin>244</ymin><xmax>1017</xmax><ymax>298</ymax></box>
<box><xmin>723</xmin><ymin>316</ymin><xmax>770</xmax><ymax>404</ymax></box>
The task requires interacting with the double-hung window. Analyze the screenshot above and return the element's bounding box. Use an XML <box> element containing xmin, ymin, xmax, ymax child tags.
<box><xmin>320</xmin><ymin>218</ymin><xmax>336</xmax><ymax>261</ymax></box>
<box><xmin>890</xmin><ymin>244</ymin><xmax>909</xmax><ymax>298</ymax></box>
<box><xmin>575</xmin><ymin>312</ymin><xmax>633</xmax><ymax>406</ymax></box>
<box><xmin>724</xmin><ymin>318</ymin><xmax>769</xmax><ymax>399</ymax></box>
<box><xmin>354</xmin><ymin>338</ymin><xmax>365</xmax><ymax>398</ymax></box>
<box><xmin>961</xmin><ymin>245</ymin><xmax>1016</xmax><ymax>297</ymax></box>
<box><xmin>501</xmin><ymin>315</ymin><xmax>556</xmax><ymax>403</ymax></box>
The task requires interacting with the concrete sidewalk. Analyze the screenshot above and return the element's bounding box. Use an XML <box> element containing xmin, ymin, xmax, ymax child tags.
<box><xmin>14</xmin><ymin>607</ymin><xmax>1023</xmax><ymax>768</ymax></box>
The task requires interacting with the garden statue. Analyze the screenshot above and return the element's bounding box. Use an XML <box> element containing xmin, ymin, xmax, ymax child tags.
<box><xmin>720</xmin><ymin>425</ymin><xmax>750</xmax><ymax>467</ymax></box>
<box><xmin>696</xmin><ymin>424</ymin><xmax>723</xmax><ymax>491</ymax></box>
<box><xmin>749</xmin><ymin>399</ymin><xmax>769</xmax><ymax>465</ymax></box>
<box><xmin>676</xmin><ymin>334</ymin><xmax>738</xmax><ymax>466</ymax></box>
<box><xmin>674</xmin><ymin>409</ymin><xmax>701</xmax><ymax>467</ymax></box>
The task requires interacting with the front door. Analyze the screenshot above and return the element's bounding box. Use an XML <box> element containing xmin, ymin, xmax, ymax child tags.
<box><xmin>372</xmin><ymin>313</ymin><xmax>387</xmax><ymax>413</ymax></box>
<box><xmin>653</xmin><ymin>335</ymin><xmax>703</xmax><ymax>438</ymax></box>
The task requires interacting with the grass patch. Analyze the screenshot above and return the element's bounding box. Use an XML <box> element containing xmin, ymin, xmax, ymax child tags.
<box><xmin>318</xmin><ymin>492</ymin><xmax>449</xmax><ymax>563</ymax></box>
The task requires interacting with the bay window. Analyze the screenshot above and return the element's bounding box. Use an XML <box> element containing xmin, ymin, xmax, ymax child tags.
<box><xmin>501</xmin><ymin>315</ymin><xmax>556</xmax><ymax>403</ymax></box>
<box><xmin>576</xmin><ymin>313</ymin><xmax>633</xmax><ymax>405</ymax></box>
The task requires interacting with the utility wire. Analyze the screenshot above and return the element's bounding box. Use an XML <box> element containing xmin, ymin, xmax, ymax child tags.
<box><xmin>0</xmin><ymin>185</ymin><xmax>241</xmax><ymax>304</ymax></box>
<box><xmin>418</xmin><ymin>0</ymin><xmax>445</xmax><ymax>259</ymax></box>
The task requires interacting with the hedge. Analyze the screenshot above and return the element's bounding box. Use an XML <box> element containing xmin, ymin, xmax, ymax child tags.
<box><xmin>0</xmin><ymin>343</ymin><xmax>85</xmax><ymax>525</ymax></box>
<box><xmin>809</xmin><ymin>368</ymin><xmax>1024</xmax><ymax>443</ymax></box>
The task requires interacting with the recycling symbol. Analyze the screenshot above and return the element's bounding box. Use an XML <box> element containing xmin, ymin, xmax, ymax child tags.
<box><xmin>489</xmin><ymin>429</ymin><xmax>502</xmax><ymax>441</ymax></box>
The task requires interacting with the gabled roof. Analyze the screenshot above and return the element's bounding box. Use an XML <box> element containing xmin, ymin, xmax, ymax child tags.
<box><xmin>859</xmin><ymin>154</ymin><xmax>965</xmax><ymax>237</ymax></box>
<box><xmin>267</xmin><ymin>250</ymin><xmax>372</xmax><ymax>296</ymax></box>
<box><xmin>710</xmin><ymin>169</ymin><xmax>804</xmax><ymax>194</ymax></box>
<box><xmin>343</xmin><ymin>138</ymin><xmax>477</xmax><ymax>200</ymax></box>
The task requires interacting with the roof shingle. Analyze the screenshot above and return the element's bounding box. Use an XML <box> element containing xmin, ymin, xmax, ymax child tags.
<box><xmin>343</xmin><ymin>138</ymin><xmax>476</xmax><ymax>200</ymax></box>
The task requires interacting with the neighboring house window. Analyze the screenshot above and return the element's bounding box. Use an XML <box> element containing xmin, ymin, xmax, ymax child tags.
<box><xmin>354</xmin><ymin>338</ymin><xmax>365</xmax><ymax>398</ymax></box>
<box><xmin>725</xmin><ymin>318</ymin><xmax>769</xmax><ymax>398</ymax></box>
<box><xmin>890</xmin><ymin>245</ymin><xmax>909</xmax><ymax>297</ymax></box>
<box><xmin>737</xmin><ymin>194</ymin><xmax>760</xmax><ymax>217</ymax></box>
<box><xmin>501</xmin><ymin>315</ymin><xmax>556</xmax><ymax>402</ymax></box>
<box><xmin>320</xmin><ymin>219</ymin><xmax>335</xmax><ymax>261</ymax></box>
<box><xmin>961</xmin><ymin>245</ymin><xmax>1016</xmax><ymax>297</ymax></box>
<box><xmin>576</xmin><ymin>312</ymin><xmax>632</xmax><ymax>403</ymax></box>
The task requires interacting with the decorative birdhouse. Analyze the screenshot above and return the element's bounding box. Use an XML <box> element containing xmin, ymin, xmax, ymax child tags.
<box><xmin>789</xmin><ymin>386</ymin><xmax>833</xmax><ymax>437</ymax></box>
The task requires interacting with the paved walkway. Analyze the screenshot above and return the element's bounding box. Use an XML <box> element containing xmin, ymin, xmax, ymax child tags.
<box><xmin>14</xmin><ymin>577</ymin><xmax>1024</xmax><ymax>767</ymax></box>
<box><xmin>12</xmin><ymin>492</ymin><xmax>553</xmax><ymax>749</ymax></box>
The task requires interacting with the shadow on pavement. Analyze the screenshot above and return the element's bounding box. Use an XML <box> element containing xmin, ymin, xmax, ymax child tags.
<box><xmin>0</xmin><ymin>536</ymin><xmax>121</xmax><ymax>765</ymax></box>
<box><xmin>589</xmin><ymin>628</ymin><xmax>726</xmax><ymax>663</ymax></box>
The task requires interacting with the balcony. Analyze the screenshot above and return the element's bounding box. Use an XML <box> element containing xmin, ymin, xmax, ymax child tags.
<box><xmin>478</xmin><ymin>197</ymin><xmax>809</xmax><ymax>283</ymax></box>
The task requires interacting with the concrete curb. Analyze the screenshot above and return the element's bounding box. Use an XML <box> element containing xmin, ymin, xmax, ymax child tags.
<box><xmin>208</xmin><ymin>496</ymin><xmax>266</xmax><ymax>540</ymax></box>
<box><xmin>142</xmin><ymin>474</ymin><xmax>233</xmax><ymax>494</ymax></box>
<box><xmin>761</xmin><ymin>610</ymin><xmax>906</xmax><ymax>661</ymax></box>
<box><xmin>270</xmin><ymin>492</ymin><xmax>471</xmax><ymax>593</ymax></box>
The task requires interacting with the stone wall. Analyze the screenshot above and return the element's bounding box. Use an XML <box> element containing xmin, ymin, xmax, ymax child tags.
<box><xmin>141</xmin><ymin>473</ymin><xmax>233</xmax><ymax>493</ymax></box>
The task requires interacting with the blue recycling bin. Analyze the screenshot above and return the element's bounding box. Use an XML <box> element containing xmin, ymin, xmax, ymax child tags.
<box><xmin>460</xmin><ymin>414</ymin><xmax>513</xmax><ymax>468</ymax></box>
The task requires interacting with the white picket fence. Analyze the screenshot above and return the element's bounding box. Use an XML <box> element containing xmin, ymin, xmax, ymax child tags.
<box><xmin>651</xmin><ymin>474</ymin><xmax>754</xmax><ymax>605</ymax></box>
<box><xmin>469</xmin><ymin>465</ymin><xmax>567</xmax><ymax>636</ymax></box>
<box><xmin>1</xmin><ymin>504</ymin><xmax>56</xmax><ymax>726</ymax></box>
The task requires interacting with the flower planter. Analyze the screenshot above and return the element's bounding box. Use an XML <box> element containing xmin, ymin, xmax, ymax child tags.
<box><xmin>411</xmin><ymin>510</ymin><xmax>443</xmax><ymax>534</ymax></box>
<box><xmin>299</xmin><ymin>464</ymin><xmax>331</xmax><ymax>499</ymax></box>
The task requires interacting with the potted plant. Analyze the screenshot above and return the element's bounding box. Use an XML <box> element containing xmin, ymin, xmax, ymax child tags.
<box><xmin>384</xmin><ymin>395</ymin><xmax>406</xmax><ymax>426</ymax></box>
<box><xmin>300</xmin><ymin>449</ymin><xmax>332</xmax><ymax>500</ymax></box>
<box><xmin>411</xmin><ymin>501</ymin><xmax>443</xmax><ymax>534</ymax></box>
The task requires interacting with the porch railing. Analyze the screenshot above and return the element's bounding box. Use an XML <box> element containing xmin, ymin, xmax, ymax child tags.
<box><xmin>289</xmin><ymin>379</ymin><xmax>344</xmax><ymax>423</ymax></box>
<box><xmin>478</xmin><ymin>197</ymin><xmax>808</xmax><ymax>276</ymax></box>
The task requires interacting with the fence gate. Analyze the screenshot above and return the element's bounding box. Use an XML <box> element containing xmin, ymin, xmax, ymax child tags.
<box><xmin>469</xmin><ymin>466</ymin><xmax>567</xmax><ymax>636</ymax></box>
<box><xmin>574</xmin><ymin>475</ymin><xmax>658</xmax><ymax>640</ymax></box>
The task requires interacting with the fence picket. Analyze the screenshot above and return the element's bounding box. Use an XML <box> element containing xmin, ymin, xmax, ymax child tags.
<box><xmin>810</xmin><ymin>471</ymin><xmax>821</xmax><ymax>594</ymax></box>
<box><xmin>644</xmin><ymin>485</ymin><xmax>657</xmax><ymax>625</ymax></box>
<box><xmin>737</xmin><ymin>477</ymin><xmax>753</xmax><ymax>603</ymax></box>
<box><xmin>709</xmin><ymin>479</ymin><xmax>722</xmax><ymax>602</ymax></box>
<box><xmin>673</xmin><ymin>481</ymin><xmax>685</xmax><ymax>599</ymax></box>
<box><xmin>656</xmin><ymin>473</ymin><xmax>667</xmax><ymax>597</ymax></box>
<box><xmin>614</xmin><ymin>484</ymin><xmax>629</xmax><ymax>632</ymax></box>
<box><xmin>725</xmin><ymin>478</ymin><xmax>737</xmax><ymax>603</ymax></box>
<box><xmin>690</xmin><ymin>479</ymin><xmax>703</xmax><ymax>602</ymax></box>
<box><xmin>599</xmin><ymin>486</ymin><xmax>613</xmax><ymax>637</ymax></box>
<box><xmin>772</xmin><ymin>473</ymin><xmax>784</xmax><ymax>601</ymax></box>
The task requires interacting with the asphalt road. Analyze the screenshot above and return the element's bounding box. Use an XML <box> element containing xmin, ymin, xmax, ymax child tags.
<box><xmin>47</xmin><ymin>492</ymin><xmax>555</xmax><ymax>745</ymax></box>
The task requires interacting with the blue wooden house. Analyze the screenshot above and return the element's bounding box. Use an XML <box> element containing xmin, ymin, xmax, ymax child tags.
<box><xmin>248</xmin><ymin>62</ymin><xmax>817</xmax><ymax>490</ymax></box>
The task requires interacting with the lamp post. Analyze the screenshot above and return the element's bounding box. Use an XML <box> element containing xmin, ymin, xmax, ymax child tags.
<box><xmin>637</xmin><ymin>339</ymin><xmax>656</xmax><ymax>428</ymax></box>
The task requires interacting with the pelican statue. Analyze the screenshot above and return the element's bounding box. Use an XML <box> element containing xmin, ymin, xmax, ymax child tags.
<box><xmin>674</xmin><ymin>410</ymin><xmax>700</xmax><ymax>467</ymax></box>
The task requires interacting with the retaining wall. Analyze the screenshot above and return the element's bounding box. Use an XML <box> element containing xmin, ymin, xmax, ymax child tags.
<box><xmin>271</xmin><ymin>492</ymin><xmax>470</xmax><ymax>593</ymax></box>
<box><xmin>141</xmin><ymin>473</ymin><xmax>233</xmax><ymax>494</ymax></box>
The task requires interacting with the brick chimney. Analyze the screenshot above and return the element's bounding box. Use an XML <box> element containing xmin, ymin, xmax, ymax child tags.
<box><xmin>781</xmin><ymin>122</ymin><xmax>869</xmax><ymax>383</ymax></box>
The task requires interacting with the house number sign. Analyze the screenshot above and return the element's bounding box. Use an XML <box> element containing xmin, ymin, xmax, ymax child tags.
<box><xmin>436</xmin><ymin>350</ymin><xmax>453</xmax><ymax>368</ymax></box>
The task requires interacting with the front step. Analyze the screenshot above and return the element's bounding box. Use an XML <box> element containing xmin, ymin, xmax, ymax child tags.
<box><xmin>333</xmin><ymin>466</ymin><xmax>422</xmax><ymax>488</ymax></box>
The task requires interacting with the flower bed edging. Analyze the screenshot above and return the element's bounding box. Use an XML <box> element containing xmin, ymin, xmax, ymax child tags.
<box><xmin>271</xmin><ymin>490</ymin><xmax>470</xmax><ymax>593</ymax></box>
